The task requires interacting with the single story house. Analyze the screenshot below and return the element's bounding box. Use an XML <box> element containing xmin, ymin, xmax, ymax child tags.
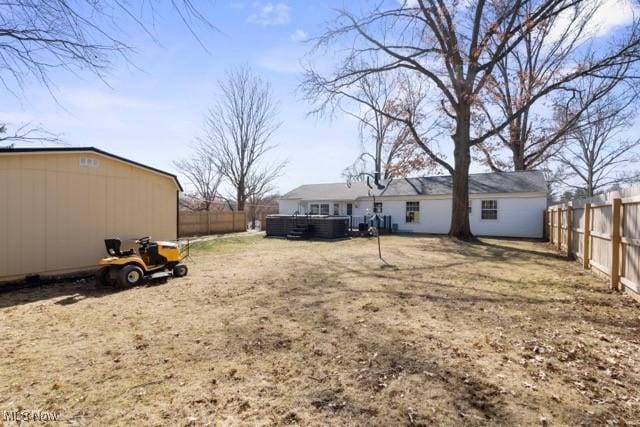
<box><xmin>0</xmin><ymin>147</ymin><xmax>182</xmax><ymax>282</ymax></box>
<box><xmin>278</xmin><ymin>170</ymin><xmax>548</xmax><ymax>238</ymax></box>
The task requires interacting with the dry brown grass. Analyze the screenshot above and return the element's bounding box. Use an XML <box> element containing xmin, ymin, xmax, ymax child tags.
<box><xmin>1</xmin><ymin>234</ymin><xmax>639</xmax><ymax>426</ymax></box>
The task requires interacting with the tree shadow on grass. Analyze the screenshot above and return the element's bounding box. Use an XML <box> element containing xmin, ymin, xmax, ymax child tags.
<box><xmin>283</xmin><ymin>274</ymin><xmax>565</xmax><ymax>308</ymax></box>
<box><xmin>284</xmin><ymin>253</ymin><xmax>640</xmax><ymax>342</ymax></box>
<box><xmin>274</xmin><ymin>251</ymin><xmax>640</xmax><ymax>342</ymax></box>
<box><xmin>388</xmin><ymin>234</ymin><xmax>566</xmax><ymax>262</ymax></box>
<box><xmin>449</xmin><ymin>238</ymin><xmax>566</xmax><ymax>262</ymax></box>
<box><xmin>472</xmin><ymin>239</ymin><xmax>567</xmax><ymax>260</ymax></box>
<box><xmin>299</xmin><ymin>257</ymin><xmax>569</xmax><ymax>307</ymax></box>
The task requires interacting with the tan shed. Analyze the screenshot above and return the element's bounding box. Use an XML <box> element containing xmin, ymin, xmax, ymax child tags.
<box><xmin>0</xmin><ymin>147</ymin><xmax>182</xmax><ymax>282</ymax></box>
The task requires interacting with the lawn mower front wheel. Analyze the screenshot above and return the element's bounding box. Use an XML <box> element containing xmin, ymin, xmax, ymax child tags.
<box><xmin>172</xmin><ymin>263</ymin><xmax>188</xmax><ymax>278</ymax></box>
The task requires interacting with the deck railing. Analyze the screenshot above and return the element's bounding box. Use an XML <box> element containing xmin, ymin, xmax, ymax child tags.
<box><xmin>349</xmin><ymin>215</ymin><xmax>393</xmax><ymax>232</ymax></box>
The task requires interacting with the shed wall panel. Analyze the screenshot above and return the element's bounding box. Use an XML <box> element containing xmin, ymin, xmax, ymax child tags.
<box><xmin>0</xmin><ymin>170</ymin><xmax>7</xmax><ymax>275</ymax></box>
<box><xmin>0</xmin><ymin>152</ymin><xmax>178</xmax><ymax>281</ymax></box>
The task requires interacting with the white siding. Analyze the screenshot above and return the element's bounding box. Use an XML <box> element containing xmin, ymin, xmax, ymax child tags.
<box><xmin>351</xmin><ymin>200</ymin><xmax>372</xmax><ymax>216</ymax></box>
<box><xmin>470</xmin><ymin>196</ymin><xmax>546</xmax><ymax>238</ymax></box>
<box><xmin>278</xmin><ymin>199</ymin><xmax>302</xmax><ymax>214</ymax></box>
<box><xmin>278</xmin><ymin>200</ymin><xmax>372</xmax><ymax>216</ymax></box>
<box><xmin>383</xmin><ymin>199</ymin><xmax>451</xmax><ymax>234</ymax></box>
<box><xmin>373</xmin><ymin>195</ymin><xmax>546</xmax><ymax>238</ymax></box>
<box><xmin>277</xmin><ymin>194</ymin><xmax>546</xmax><ymax>238</ymax></box>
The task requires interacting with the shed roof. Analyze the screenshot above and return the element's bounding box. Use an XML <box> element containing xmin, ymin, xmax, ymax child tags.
<box><xmin>0</xmin><ymin>146</ymin><xmax>183</xmax><ymax>191</ymax></box>
<box><xmin>280</xmin><ymin>170</ymin><xmax>547</xmax><ymax>200</ymax></box>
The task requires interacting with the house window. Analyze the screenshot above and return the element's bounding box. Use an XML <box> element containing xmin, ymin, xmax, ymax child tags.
<box><xmin>374</xmin><ymin>202</ymin><xmax>383</xmax><ymax>214</ymax></box>
<box><xmin>309</xmin><ymin>204</ymin><xmax>319</xmax><ymax>214</ymax></box>
<box><xmin>346</xmin><ymin>203</ymin><xmax>353</xmax><ymax>216</ymax></box>
<box><xmin>481</xmin><ymin>200</ymin><xmax>498</xmax><ymax>220</ymax></box>
<box><xmin>406</xmin><ymin>201</ymin><xmax>420</xmax><ymax>223</ymax></box>
<box><xmin>320</xmin><ymin>203</ymin><xmax>330</xmax><ymax>215</ymax></box>
<box><xmin>333</xmin><ymin>203</ymin><xmax>339</xmax><ymax>215</ymax></box>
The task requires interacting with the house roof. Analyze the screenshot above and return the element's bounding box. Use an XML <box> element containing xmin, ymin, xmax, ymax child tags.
<box><xmin>280</xmin><ymin>170</ymin><xmax>547</xmax><ymax>200</ymax></box>
<box><xmin>0</xmin><ymin>146</ymin><xmax>183</xmax><ymax>191</ymax></box>
<box><xmin>280</xmin><ymin>181</ymin><xmax>375</xmax><ymax>200</ymax></box>
<box><xmin>380</xmin><ymin>170</ymin><xmax>547</xmax><ymax>197</ymax></box>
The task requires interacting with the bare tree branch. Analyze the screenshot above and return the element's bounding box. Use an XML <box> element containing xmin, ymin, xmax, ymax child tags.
<box><xmin>0</xmin><ymin>1</ymin><xmax>216</xmax><ymax>95</ymax></box>
<box><xmin>0</xmin><ymin>122</ymin><xmax>63</xmax><ymax>147</ymax></box>
<box><xmin>173</xmin><ymin>150</ymin><xmax>223</xmax><ymax>211</ymax></box>
<box><xmin>554</xmin><ymin>80</ymin><xmax>640</xmax><ymax>196</ymax></box>
<box><xmin>199</xmin><ymin>65</ymin><xmax>286</xmax><ymax>211</ymax></box>
<box><xmin>338</xmin><ymin>70</ymin><xmax>444</xmax><ymax>184</ymax></box>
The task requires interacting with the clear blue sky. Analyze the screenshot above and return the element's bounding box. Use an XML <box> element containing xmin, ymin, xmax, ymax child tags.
<box><xmin>1</xmin><ymin>0</ymin><xmax>635</xmax><ymax>195</ymax></box>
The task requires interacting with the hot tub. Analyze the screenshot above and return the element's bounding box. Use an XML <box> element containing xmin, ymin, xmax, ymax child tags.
<box><xmin>265</xmin><ymin>215</ymin><xmax>350</xmax><ymax>239</ymax></box>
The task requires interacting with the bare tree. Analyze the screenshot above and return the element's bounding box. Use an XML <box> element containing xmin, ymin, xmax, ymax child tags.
<box><xmin>540</xmin><ymin>163</ymin><xmax>567</xmax><ymax>202</ymax></box>
<box><xmin>340</xmin><ymin>71</ymin><xmax>441</xmax><ymax>183</ymax></box>
<box><xmin>303</xmin><ymin>0</ymin><xmax>640</xmax><ymax>238</ymax></box>
<box><xmin>201</xmin><ymin>66</ymin><xmax>285</xmax><ymax>211</ymax></box>
<box><xmin>173</xmin><ymin>152</ymin><xmax>223</xmax><ymax>211</ymax></box>
<box><xmin>246</xmin><ymin>193</ymin><xmax>279</xmax><ymax>229</ymax></box>
<box><xmin>474</xmin><ymin>1</ymin><xmax>630</xmax><ymax>172</ymax></box>
<box><xmin>555</xmin><ymin>86</ymin><xmax>640</xmax><ymax>197</ymax></box>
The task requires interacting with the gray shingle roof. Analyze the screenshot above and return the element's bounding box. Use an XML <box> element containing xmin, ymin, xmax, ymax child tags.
<box><xmin>280</xmin><ymin>181</ymin><xmax>373</xmax><ymax>200</ymax></box>
<box><xmin>280</xmin><ymin>171</ymin><xmax>547</xmax><ymax>200</ymax></box>
<box><xmin>380</xmin><ymin>171</ymin><xmax>547</xmax><ymax>196</ymax></box>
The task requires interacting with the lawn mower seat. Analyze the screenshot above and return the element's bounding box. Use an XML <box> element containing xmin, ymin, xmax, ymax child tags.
<box><xmin>104</xmin><ymin>238</ymin><xmax>135</xmax><ymax>257</ymax></box>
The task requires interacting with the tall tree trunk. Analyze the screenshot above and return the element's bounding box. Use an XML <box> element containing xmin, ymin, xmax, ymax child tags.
<box><xmin>237</xmin><ymin>187</ymin><xmax>245</xmax><ymax>211</ymax></box>
<box><xmin>510</xmin><ymin>124</ymin><xmax>526</xmax><ymax>171</ymax></box>
<box><xmin>449</xmin><ymin>107</ymin><xmax>472</xmax><ymax>239</ymax></box>
<box><xmin>587</xmin><ymin>174</ymin><xmax>594</xmax><ymax>198</ymax></box>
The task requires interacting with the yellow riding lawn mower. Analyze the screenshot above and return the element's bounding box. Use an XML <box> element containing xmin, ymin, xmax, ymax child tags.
<box><xmin>97</xmin><ymin>236</ymin><xmax>189</xmax><ymax>287</ymax></box>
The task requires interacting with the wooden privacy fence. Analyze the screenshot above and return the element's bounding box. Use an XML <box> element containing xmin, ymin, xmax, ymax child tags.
<box><xmin>547</xmin><ymin>187</ymin><xmax>640</xmax><ymax>300</ymax></box>
<box><xmin>178</xmin><ymin>211</ymin><xmax>247</xmax><ymax>237</ymax></box>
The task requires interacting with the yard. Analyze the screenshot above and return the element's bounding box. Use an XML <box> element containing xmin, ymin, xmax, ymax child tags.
<box><xmin>1</xmin><ymin>234</ymin><xmax>639</xmax><ymax>425</ymax></box>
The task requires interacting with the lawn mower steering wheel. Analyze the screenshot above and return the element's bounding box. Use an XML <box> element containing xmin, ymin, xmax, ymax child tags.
<box><xmin>136</xmin><ymin>236</ymin><xmax>151</xmax><ymax>246</ymax></box>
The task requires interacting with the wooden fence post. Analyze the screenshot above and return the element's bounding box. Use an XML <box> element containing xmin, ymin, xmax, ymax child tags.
<box><xmin>557</xmin><ymin>208</ymin><xmax>562</xmax><ymax>251</ymax></box>
<box><xmin>611</xmin><ymin>198</ymin><xmax>622</xmax><ymax>290</ymax></box>
<box><xmin>583</xmin><ymin>203</ymin><xmax>591</xmax><ymax>269</ymax></box>
<box><xmin>543</xmin><ymin>210</ymin><xmax>548</xmax><ymax>241</ymax></box>
<box><xmin>549</xmin><ymin>209</ymin><xmax>555</xmax><ymax>245</ymax></box>
<box><xmin>207</xmin><ymin>212</ymin><xmax>211</xmax><ymax>235</ymax></box>
<box><xmin>566</xmin><ymin>203</ymin><xmax>573</xmax><ymax>259</ymax></box>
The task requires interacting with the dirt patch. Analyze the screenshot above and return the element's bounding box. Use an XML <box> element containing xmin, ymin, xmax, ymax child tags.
<box><xmin>1</xmin><ymin>234</ymin><xmax>639</xmax><ymax>425</ymax></box>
